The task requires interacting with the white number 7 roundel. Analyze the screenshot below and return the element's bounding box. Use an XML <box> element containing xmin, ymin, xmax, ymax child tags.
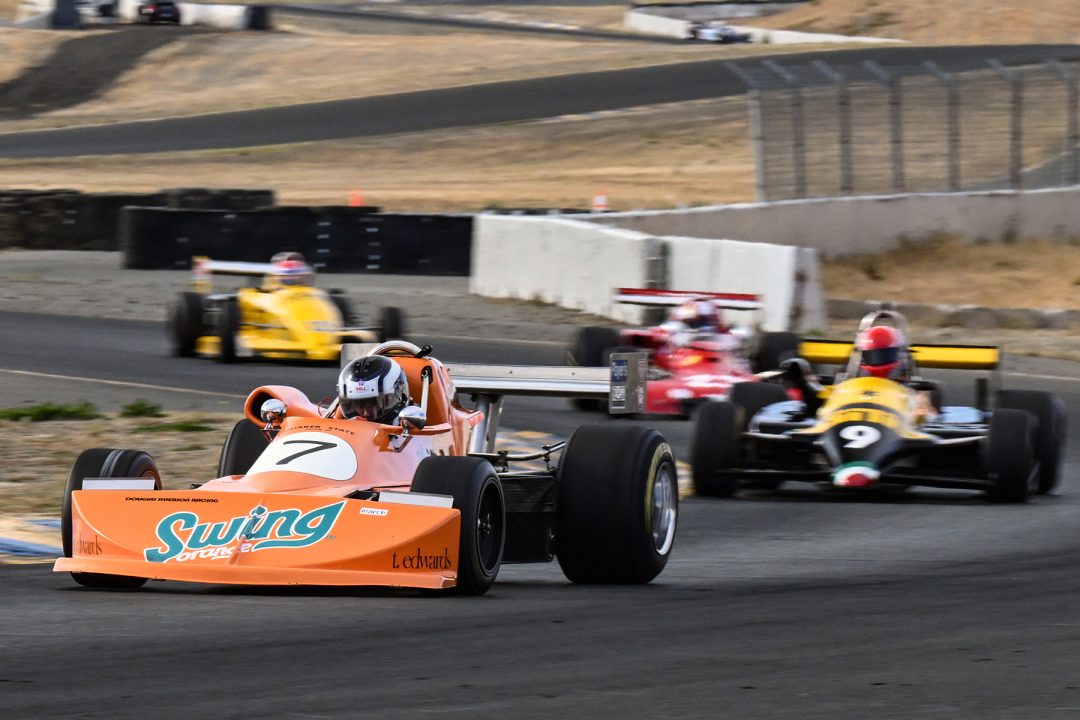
<box><xmin>246</xmin><ymin>431</ymin><xmax>358</xmax><ymax>481</ymax></box>
<box><xmin>839</xmin><ymin>425</ymin><xmax>882</xmax><ymax>449</ymax></box>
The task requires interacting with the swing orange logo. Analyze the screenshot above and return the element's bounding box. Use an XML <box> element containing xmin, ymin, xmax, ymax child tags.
<box><xmin>144</xmin><ymin>502</ymin><xmax>345</xmax><ymax>563</ymax></box>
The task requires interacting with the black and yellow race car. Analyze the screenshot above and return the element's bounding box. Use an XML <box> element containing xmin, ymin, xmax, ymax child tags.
<box><xmin>691</xmin><ymin>310</ymin><xmax>1065</xmax><ymax>502</ymax></box>
<box><xmin>168</xmin><ymin>255</ymin><xmax>404</xmax><ymax>363</ymax></box>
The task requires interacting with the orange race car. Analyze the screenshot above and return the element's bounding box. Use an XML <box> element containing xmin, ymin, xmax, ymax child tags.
<box><xmin>56</xmin><ymin>341</ymin><xmax>677</xmax><ymax>594</ymax></box>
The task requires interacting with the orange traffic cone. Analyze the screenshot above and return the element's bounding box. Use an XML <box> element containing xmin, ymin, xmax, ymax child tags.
<box><xmin>348</xmin><ymin>189</ymin><xmax>364</xmax><ymax>207</ymax></box>
<box><xmin>591</xmin><ymin>189</ymin><xmax>609</xmax><ymax>213</ymax></box>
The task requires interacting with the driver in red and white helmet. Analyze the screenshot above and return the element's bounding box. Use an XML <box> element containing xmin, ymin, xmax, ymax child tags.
<box><xmin>854</xmin><ymin>325</ymin><xmax>911</xmax><ymax>382</ymax></box>
<box><xmin>669</xmin><ymin>298</ymin><xmax>721</xmax><ymax>333</ymax></box>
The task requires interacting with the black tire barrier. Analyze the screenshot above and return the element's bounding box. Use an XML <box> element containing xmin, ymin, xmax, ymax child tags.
<box><xmin>0</xmin><ymin>188</ymin><xmax>276</xmax><ymax>251</ymax></box>
<box><xmin>120</xmin><ymin>206</ymin><xmax>473</xmax><ymax>274</ymax></box>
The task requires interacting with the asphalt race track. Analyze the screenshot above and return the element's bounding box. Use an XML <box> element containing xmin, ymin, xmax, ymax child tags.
<box><xmin>1</xmin><ymin>44</ymin><xmax>1079</xmax><ymax>158</ymax></box>
<box><xmin>4</xmin><ymin>310</ymin><xmax>1080</xmax><ymax>718</ymax></box>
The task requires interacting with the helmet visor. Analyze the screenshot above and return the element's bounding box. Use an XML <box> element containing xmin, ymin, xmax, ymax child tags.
<box><xmin>861</xmin><ymin>346</ymin><xmax>901</xmax><ymax>367</ymax></box>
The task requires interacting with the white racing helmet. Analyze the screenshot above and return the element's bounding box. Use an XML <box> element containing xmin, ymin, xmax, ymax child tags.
<box><xmin>338</xmin><ymin>355</ymin><xmax>409</xmax><ymax>423</ymax></box>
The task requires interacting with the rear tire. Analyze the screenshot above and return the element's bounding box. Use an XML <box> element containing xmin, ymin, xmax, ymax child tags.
<box><xmin>411</xmin><ymin>457</ymin><xmax>505</xmax><ymax>595</ymax></box>
<box><xmin>996</xmin><ymin>390</ymin><xmax>1066</xmax><ymax>494</ymax></box>
<box><xmin>985</xmin><ymin>409</ymin><xmax>1034</xmax><ymax>503</ymax></box>
<box><xmin>217</xmin><ymin>300</ymin><xmax>240</xmax><ymax>363</ymax></box>
<box><xmin>168</xmin><ymin>292</ymin><xmax>203</xmax><ymax>358</ymax></box>
<box><xmin>753</xmin><ymin>331</ymin><xmax>801</xmax><ymax>373</ymax></box>
<box><xmin>556</xmin><ymin>425</ymin><xmax>677</xmax><ymax>584</ymax></box>
<box><xmin>691</xmin><ymin>401</ymin><xmax>739</xmax><ymax>497</ymax></box>
<box><xmin>566</xmin><ymin>326</ymin><xmax>622</xmax><ymax>411</ymax></box>
<box><xmin>379</xmin><ymin>306</ymin><xmax>405</xmax><ymax>342</ymax></box>
<box><xmin>217</xmin><ymin>420</ymin><xmax>269</xmax><ymax>477</ymax></box>
<box><xmin>62</xmin><ymin>448</ymin><xmax>161</xmax><ymax>589</ymax></box>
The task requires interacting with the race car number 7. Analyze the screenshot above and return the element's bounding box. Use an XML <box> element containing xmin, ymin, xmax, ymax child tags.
<box><xmin>245</xmin><ymin>431</ymin><xmax>358</xmax><ymax>481</ymax></box>
<box><xmin>276</xmin><ymin>439</ymin><xmax>336</xmax><ymax>465</ymax></box>
<box><xmin>839</xmin><ymin>425</ymin><xmax>881</xmax><ymax>449</ymax></box>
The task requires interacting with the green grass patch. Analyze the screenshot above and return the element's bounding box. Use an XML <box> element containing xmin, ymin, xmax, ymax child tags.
<box><xmin>120</xmin><ymin>399</ymin><xmax>165</xmax><ymax>418</ymax></box>
<box><xmin>0</xmin><ymin>402</ymin><xmax>100</xmax><ymax>422</ymax></box>
<box><xmin>133</xmin><ymin>420</ymin><xmax>217</xmax><ymax>433</ymax></box>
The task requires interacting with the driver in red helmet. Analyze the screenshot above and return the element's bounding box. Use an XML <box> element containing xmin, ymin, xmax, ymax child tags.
<box><xmin>854</xmin><ymin>325</ymin><xmax>911</xmax><ymax>381</ymax></box>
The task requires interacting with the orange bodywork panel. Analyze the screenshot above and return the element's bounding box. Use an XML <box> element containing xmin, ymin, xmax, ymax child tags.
<box><xmin>56</xmin><ymin>491</ymin><xmax>461</xmax><ymax>588</ymax></box>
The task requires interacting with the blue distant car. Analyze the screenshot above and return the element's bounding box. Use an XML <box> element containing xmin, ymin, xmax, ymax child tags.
<box><xmin>687</xmin><ymin>21</ymin><xmax>752</xmax><ymax>43</ymax></box>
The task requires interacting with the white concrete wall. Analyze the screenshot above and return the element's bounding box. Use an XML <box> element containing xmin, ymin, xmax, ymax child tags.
<box><xmin>584</xmin><ymin>187</ymin><xmax>1080</xmax><ymax>259</ymax></box>
<box><xmin>471</xmin><ymin>215</ymin><xmax>663</xmax><ymax>324</ymax></box>
<box><xmin>471</xmin><ymin>214</ymin><xmax>827</xmax><ymax>331</ymax></box>
<box><xmin>115</xmin><ymin>0</ymin><xmax>252</xmax><ymax>28</ymax></box>
<box><xmin>622</xmin><ymin>9</ymin><xmax>688</xmax><ymax>39</ymax></box>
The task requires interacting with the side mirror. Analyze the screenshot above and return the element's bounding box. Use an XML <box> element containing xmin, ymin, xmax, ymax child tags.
<box><xmin>398</xmin><ymin>405</ymin><xmax>427</xmax><ymax>432</ymax></box>
<box><xmin>260</xmin><ymin>398</ymin><xmax>287</xmax><ymax>425</ymax></box>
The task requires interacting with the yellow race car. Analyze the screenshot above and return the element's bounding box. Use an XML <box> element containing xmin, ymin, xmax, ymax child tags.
<box><xmin>691</xmin><ymin>310</ymin><xmax>1065</xmax><ymax>502</ymax></box>
<box><xmin>168</xmin><ymin>254</ymin><xmax>404</xmax><ymax>362</ymax></box>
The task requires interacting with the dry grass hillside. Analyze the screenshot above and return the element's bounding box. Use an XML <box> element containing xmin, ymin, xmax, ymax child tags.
<box><xmin>753</xmin><ymin>0</ymin><xmax>1080</xmax><ymax>44</ymax></box>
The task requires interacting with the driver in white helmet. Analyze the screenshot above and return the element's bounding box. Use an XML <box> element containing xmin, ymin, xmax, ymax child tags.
<box><xmin>338</xmin><ymin>355</ymin><xmax>411</xmax><ymax>424</ymax></box>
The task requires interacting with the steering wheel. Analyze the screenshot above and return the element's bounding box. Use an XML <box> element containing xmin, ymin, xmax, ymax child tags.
<box><xmin>366</xmin><ymin>340</ymin><xmax>424</xmax><ymax>358</ymax></box>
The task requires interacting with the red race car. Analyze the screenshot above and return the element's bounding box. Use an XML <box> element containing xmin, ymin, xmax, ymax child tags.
<box><xmin>567</xmin><ymin>288</ymin><xmax>800</xmax><ymax>417</ymax></box>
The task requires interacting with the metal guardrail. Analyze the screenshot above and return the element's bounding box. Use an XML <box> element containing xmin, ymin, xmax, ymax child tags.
<box><xmin>728</xmin><ymin>58</ymin><xmax>1080</xmax><ymax>201</ymax></box>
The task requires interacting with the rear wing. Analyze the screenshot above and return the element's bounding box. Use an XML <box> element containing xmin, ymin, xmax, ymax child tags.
<box><xmin>615</xmin><ymin>287</ymin><xmax>762</xmax><ymax>311</ymax></box>
<box><xmin>799</xmin><ymin>339</ymin><xmax>1001</xmax><ymax>371</ymax></box>
<box><xmin>192</xmin><ymin>256</ymin><xmax>275</xmax><ymax>292</ymax></box>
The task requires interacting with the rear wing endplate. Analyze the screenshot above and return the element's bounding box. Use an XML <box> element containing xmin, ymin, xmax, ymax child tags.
<box><xmin>799</xmin><ymin>339</ymin><xmax>1001</xmax><ymax>370</ymax></box>
<box><xmin>615</xmin><ymin>287</ymin><xmax>762</xmax><ymax>311</ymax></box>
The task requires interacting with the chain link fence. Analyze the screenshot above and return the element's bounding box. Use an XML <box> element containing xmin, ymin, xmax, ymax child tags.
<box><xmin>731</xmin><ymin>58</ymin><xmax>1080</xmax><ymax>201</ymax></box>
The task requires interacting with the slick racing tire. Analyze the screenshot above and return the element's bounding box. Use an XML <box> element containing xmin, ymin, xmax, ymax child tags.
<box><xmin>62</xmin><ymin>448</ymin><xmax>161</xmax><ymax>589</ymax></box>
<box><xmin>996</xmin><ymin>390</ymin><xmax>1066</xmax><ymax>494</ymax></box>
<box><xmin>556</xmin><ymin>425</ymin><xmax>677</xmax><ymax>584</ymax></box>
<box><xmin>691</xmin><ymin>401</ymin><xmax>740</xmax><ymax>497</ymax></box>
<box><xmin>169</xmin><ymin>292</ymin><xmax>203</xmax><ymax>358</ymax></box>
<box><xmin>566</xmin><ymin>326</ymin><xmax>622</xmax><ymax>411</ymax></box>
<box><xmin>752</xmin><ymin>332</ymin><xmax>801</xmax><ymax>373</ymax></box>
<box><xmin>329</xmin><ymin>292</ymin><xmax>356</xmax><ymax>327</ymax></box>
<box><xmin>730</xmin><ymin>381</ymin><xmax>789</xmax><ymax>424</ymax></box>
<box><xmin>411</xmin><ymin>457</ymin><xmax>505</xmax><ymax>595</ymax></box>
<box><xmin>985</xmin><ymin>409</ymin><xmax>1035</xmax><ymax>503</ymax></box>
<box><xmin>728</xmin><ymin>382</ymin><xmax>789</xmax><ymax>490</ymax></box>
<box><xmin>378</xmin><ymin>306</ymin><xmax>405</xmax><ymax>343</ymax></box>
<box><xmin>217</xmin><ymin>420</ymin><xmax>270</xmax><ymax>478</ymax></box>
<box><xmin>216</xmin><ymin>299</ymin><xmax>240</xmax><ymax>363</ymax></box>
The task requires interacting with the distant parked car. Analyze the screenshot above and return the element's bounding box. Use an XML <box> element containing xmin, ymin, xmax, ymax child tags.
<box><xmin>137</xmin><ymin>0</ymin><xmax>180</xmax><ymax>23</ymax></box>
<box><xmin>686</xmin><ymin>21</ymin><xmax>751</xmax><ymax>43</ymax></box>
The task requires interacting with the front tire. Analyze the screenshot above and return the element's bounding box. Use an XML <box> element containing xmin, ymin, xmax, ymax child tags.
<box><xmin>996</xmin><ymin>390</ymin><xmax>1066</xmax><ymax>494</ymax></box>
<box><xmin>62</xmin><ymin>448</ymin><xmax>161</xmax><ymax>589</ymax></box>
<box><xmin>217</xmin><ymin>300</ymin><xmax>240</xmax><ymax>363</ymax></box>
<box><xmin>217</xmin><ymin>420</ymin><xmax>269</xmax><ymax>477</ymax></box>
<box><xmin>411</xmin><ymin>457</ymin><xmax>505</xmax><ymax>595</ymax></box>
<box><xmin>691</xmin><ymin>401</ymin><xmax>739</xmax><ymax>497</ymax></box>
<box><xmin>556</xmin><ymin>425</ymin><xmax>677</xmax><ymax>584</ymax></box>
<box><xmin>985</xmin><ymin>409</ymin><xmax>1034</xmax><ymax>503</ymax></box>
<box><xmin>329</xmin><ymin>292</ymin><xmax>355</xmax><ymax>327</ymax></box>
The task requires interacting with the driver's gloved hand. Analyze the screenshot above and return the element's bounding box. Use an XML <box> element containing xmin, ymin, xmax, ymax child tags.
<box><xmin>780</xmin><ymin>357</ymin><xmax>813</xmax><ymax>382</ymax></box>
<box><xmin>780</xmin><ymin>357</ymin><xmax>823</xmax><ymax>415</ymax></box>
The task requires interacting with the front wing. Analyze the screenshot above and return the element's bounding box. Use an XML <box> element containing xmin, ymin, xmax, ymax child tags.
<box><xmin>55</xmin><ymin>490</ymin><xmax>461</xmax><ymax>589</ymax></box>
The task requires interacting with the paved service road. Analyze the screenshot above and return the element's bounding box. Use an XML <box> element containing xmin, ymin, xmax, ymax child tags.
<box><xmin>1</xmin><ymin>45</ymin><xmax>1078</xmax><ymax>157</ymax></box>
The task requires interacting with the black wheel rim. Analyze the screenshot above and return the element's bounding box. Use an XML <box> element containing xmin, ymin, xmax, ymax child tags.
<box><xmin>475</xmin><ymin>483</ymin><xmax>503</xmax><ymax>574</ymax></box>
